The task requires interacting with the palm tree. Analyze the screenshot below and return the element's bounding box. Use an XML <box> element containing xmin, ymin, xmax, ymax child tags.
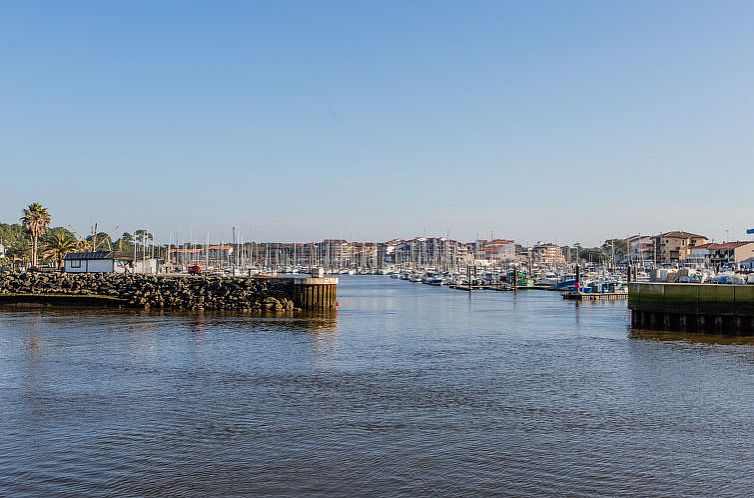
<box><xmin>20</xmin><ymin>203</ymin><xmax>52</xmax><ymax>268</ymax></box>
<box><xmin>43</xmin><ymin>231</ymin><xmax>79</xmax><ymax>268</ymax></box>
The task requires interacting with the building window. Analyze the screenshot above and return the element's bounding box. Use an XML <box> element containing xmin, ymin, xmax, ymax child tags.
<box><xmin>71</xmin><ymin>260</ymin><xmax>82</xmax><ymax>268</ymax></box>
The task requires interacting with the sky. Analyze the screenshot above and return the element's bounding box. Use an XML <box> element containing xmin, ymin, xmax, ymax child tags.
<box><xmin>2</xmin><ymin>0</ymin><xmax>754</xmax><ymax>246</ymax></box>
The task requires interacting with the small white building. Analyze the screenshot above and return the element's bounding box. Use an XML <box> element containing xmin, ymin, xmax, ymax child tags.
<box><xmin>133</xmin><ymin>258</ymin><xmax>160</xmax><ymax>275</ymax></box>
<box><xmin>64</xmin><ymin>251</ymin><xmax>134</xmax><ymax>273</ymax></box>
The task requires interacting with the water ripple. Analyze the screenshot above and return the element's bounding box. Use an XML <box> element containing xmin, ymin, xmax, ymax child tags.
<box><xmin>1</xmin><ymin>277</ymin><xmax>753</xmax><ymax>497</ymax></box>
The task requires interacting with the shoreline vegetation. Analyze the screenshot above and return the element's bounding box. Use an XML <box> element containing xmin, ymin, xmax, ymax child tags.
<box><xmin>1</xmin><ymin>202</ymin><xmax>153</xmax><ymax>272</ymax></box>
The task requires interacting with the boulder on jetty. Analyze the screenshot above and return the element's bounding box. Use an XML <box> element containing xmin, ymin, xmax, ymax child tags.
<box><xmin>0</xmin><ymin>272</ymin><xmax>299</xmax><ymax>312</ymax></box>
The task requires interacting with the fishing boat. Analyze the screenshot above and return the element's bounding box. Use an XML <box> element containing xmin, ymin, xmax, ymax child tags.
<box><xmin>534</xmin><ymin>272</ymin><xmax>559</xmax><ymax>287</ymax></box>
<box><xmin>551</xmin><ymin>274</ymin><xmax>578</xmax><ymax>290</ymax></box>
<box><xmin>562</xmin><ymin>277</ymin><xmax>627</xmax><ymax>300</ymax></box>
<box><xmin>506</xmin><ymin>270</ymin><xmax>534</xmax><ymax>288</ymax></box>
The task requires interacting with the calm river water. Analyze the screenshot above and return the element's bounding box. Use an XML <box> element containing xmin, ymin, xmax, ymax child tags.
<box><xmin>1</xmin><ymin>276</ymin><xmax>753</xmax><ymax>497</ymax></box>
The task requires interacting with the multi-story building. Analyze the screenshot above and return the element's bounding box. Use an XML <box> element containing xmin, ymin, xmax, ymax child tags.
<box><xmin>625</xmin><ymin>235</ymin><xmax>655</xmax><ymax>264</ymax></box>
<box><xmin>532</xmin><ymin>242</ymin><xmax>565</xmax><ymax>265</ymax></box>
<box><xmin>349</xmin><ymin>242</ymin><xmax>380</xmax><ymax>268</ymax></box>
<box><xmin>653</xmin><ymin>231</ymin><xmax>708</xmax><ymax>264</ymax></box>
<box><xmin>382</xmin><ymin>239</ymin><xmax>403</xmax><ymax>265</ymax></box>
<box><xmin>387</xmin><ymin>237</ymin><xmax>470</xmax><ymax>267</ymax></box>
<box><xmin>685</xmin><ymin>243</ymin><xmax>711</xmax><ymax>267</ymax></box>
<box><xmin>707</xmin><ymin>242</ymin><xmax>754</xmax><ymax>269</ymax></box>
<box><xmin>476</xmin><ymin>239</ymin><xmax>516</xmax><ymax>262</ymax></box>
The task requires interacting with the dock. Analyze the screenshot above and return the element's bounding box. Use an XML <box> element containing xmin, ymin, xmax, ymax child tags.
<box><xmin>448</xmin><ymin>284</ymin><xmax>485</xmax><ymax>291</ymax></box>
<box><xmin>562</xmin><ymin>290</ymin><xmax>628</xmax><ymax>301</ymax></box>
<box><xmin>628</xmin><ymin>283</ymin><xmax>754</xmax><ymax>334</ymax></box>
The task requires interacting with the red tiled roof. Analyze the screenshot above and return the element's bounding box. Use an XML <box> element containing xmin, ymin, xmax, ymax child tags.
<box><xmin>707</xmin><ymin>242</ymin><xmax>754</xmax><ymax>250</ymax></box>
<box><xmin>660</xmin><ymin>231</ymin><xmax>707</xmax><ymax>239</ymax></box>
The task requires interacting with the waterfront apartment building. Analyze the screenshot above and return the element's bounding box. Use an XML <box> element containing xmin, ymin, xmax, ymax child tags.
<box><xmin>653</xmin><ymin>231</ymin><xmax>708</xmax><ymax>264</ymax></box>
<box><xmin>476</xmin><ymin>239</ymin><xmax>516</xmax><ymax>262</ymax></box>
<box><xmin>706</xmin><ymin>242</ymin><xmax>754</xmax><ymax>268</ymax></box>
<box><xmin>626</xmin><ymin>235</ymin><xmax>655</xmax><ymax>264</ymax></box>
<box><xmin>319</xmin><ymin>239</ymin><xmax>350</xmax><ymax>268</ymax></box>
<box><xmin>532</xmin><ymin>242</ymin><xmax>565</xmax><ymax>265</ymax></box>
<box><xmin>685</xmin><ymin>243</ymin><xmax>711</xmax><ymax>267</ymax></box>
<box><xmin>387</xmin><ymin>237</ymin><xmax>470</xmax><ymax>268</ymax></box>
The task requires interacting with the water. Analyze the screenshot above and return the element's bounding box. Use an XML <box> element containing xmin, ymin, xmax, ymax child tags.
<box><xmin>1</xmin><ymin>276</ymin><xmax>753</xmax><ymax>497</ymax></box>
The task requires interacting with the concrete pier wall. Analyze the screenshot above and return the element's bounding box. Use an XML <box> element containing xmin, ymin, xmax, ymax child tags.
<box><xmin>628</xmin><ymin>283</ymin><xmax>754</xmax><ymax>334</ymax></box>
<box><xmin>292</xmin><ymin>277</ymin><xmax>339</xmax><ymax>311</ymax></box>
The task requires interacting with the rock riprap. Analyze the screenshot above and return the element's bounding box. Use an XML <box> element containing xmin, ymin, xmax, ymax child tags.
<box><xmin>0</xmin><ymin>272</ymin><xmax>298</xmax><ymax>312</ymax></box>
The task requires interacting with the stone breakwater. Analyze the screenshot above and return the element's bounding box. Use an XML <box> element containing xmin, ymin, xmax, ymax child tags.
<box><xmin>0</xmin><ymin>272</ymin><xmax>299</xmax><ymax>312</ymax></box>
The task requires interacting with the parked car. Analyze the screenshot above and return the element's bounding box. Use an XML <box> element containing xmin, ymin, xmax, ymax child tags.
<box><xmin>187</xmin><ymin>264</ymin><xmax>205</xmax><ymax>274</ymax></box>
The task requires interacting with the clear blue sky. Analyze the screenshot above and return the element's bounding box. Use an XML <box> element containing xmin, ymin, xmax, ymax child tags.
<box><xmin>2</xmin><ymin>0</ymin><xmax>753</xmax><ymax>246</ymax></box>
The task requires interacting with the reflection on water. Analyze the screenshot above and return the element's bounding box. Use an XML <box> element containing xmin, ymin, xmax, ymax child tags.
<box><xmin>630</xmin><ymin>328</ymin><xmax>754</xmax><ymax>346</ymax></box>
<box><xmin>2</xmin><ymin>306</ymin><xmax>340</xmax><ymax>331</ymax></box>
<box><xmin>183</xmin><ymin>310</ymin><xmax>339</xmax><ymax>333</ymax></box>
<box><xmin>1</xmin><ymin>277</ymin><xmax>753</xmax><ymax>497</ymax></box>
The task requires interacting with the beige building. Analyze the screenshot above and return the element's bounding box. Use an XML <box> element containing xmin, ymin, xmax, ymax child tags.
<box><xmin>532</xmin><ymin>242</ymin><xmax>565</xmax><ymax>265</ymax></box>
<box><xmin>654</xmin><ymin>231</ymin><xmax>708</xmax><ymax>264</ymax></box>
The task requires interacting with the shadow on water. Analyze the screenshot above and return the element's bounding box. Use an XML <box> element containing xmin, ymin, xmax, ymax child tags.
<box><xmin>630</xmin><ymin>328</ymin><xmax>754</xmax><ymax>345</ymax></box>
<box><xmin>0</xmin><ymin>304</ymin><xmax>338</xmax><ymax>332</ymax></box>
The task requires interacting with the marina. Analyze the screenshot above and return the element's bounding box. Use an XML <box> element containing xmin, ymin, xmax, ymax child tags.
<box><xmin>4</xmin><ymin>2</ymin><xmax>754</xmax><ymax>496</ymax></box>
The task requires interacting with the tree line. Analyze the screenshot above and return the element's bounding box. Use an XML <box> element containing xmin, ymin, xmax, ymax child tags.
<box><xmin>0</xmin><ymin>203</ymin><xmax>150</xmax><ymax>269</ymax></box>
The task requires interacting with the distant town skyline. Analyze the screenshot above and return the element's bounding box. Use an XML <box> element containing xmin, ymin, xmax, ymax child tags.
<box><xmin>1</xmin><ymin>205</ymin><xmax>751</xmax><ymax>249</ymax></box>
<box><xmin>3</xmin><ymin>1</ymin><xmax>754</xmax><ymax>245</ymax></box>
